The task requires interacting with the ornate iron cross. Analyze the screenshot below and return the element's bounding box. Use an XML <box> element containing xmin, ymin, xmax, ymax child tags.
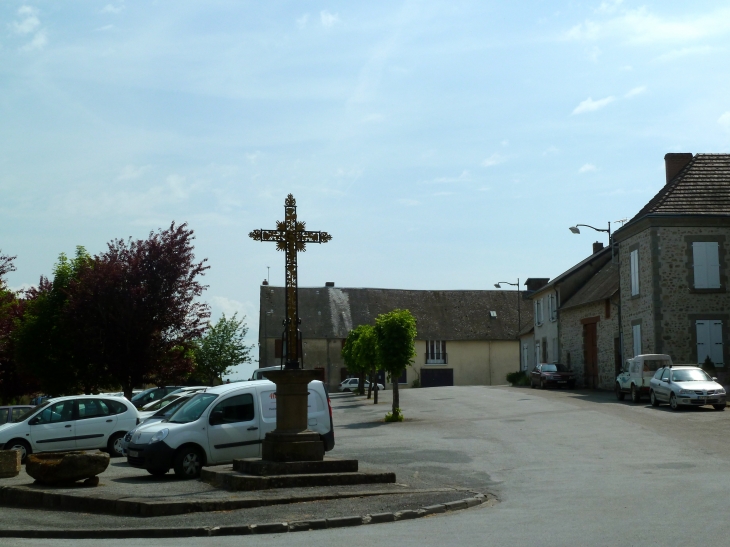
<box><xmin>249</xmin><ymin>194</ymin><xmax>332</xmax><ymax>369</ymax></box>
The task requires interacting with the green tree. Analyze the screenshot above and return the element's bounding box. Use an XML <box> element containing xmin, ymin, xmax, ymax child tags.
<box><xmin>193</xmin><ymin>313</ymin><xmax>253</xmax><ymax>385</ymax></box>
<box><xmin>342</xmin><ymin>324</ymin><xmax>380</xmax><ymax>399</ymax></box>
<box><xmin>375</xmin><ymin>309</ymin><xmax>417</xmax><ymax>420</ymax></box>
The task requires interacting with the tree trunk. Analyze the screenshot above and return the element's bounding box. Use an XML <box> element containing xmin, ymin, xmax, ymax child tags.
<box><xmin>367</xmin><ymin>372</ymin><xmax>373</xmax><ymax>400</ymax></box>
<box><xmin>392</xmin><ymin>375</ymin><xmax>399</xmax><ymax>415</ymax></box>
<box><xmin>124</xmin><ymin>382</ymin><xmax>133</xmax><ymax>401</ymax></box>
<box><xmin>374</xmin><ymin>381</ymin><xmax>379</xmax><ymax>405</ymax></box>
<box><xmin>358</xmin><ymin>372</ymin><xmax>365</xmax><ymax>395</ymax></box>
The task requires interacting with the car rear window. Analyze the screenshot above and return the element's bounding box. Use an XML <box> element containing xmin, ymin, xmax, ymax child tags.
<box><xmin>643</xmin><ymin>359</ymin><xmax>670</xmax><ymax>371</ymax></box>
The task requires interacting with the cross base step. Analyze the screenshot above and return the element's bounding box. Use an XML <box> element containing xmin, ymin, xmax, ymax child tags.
<box><xmin>233</xmin><ymin>457</ymin><xmax>358</xmax><ymax>476</ymax></box>
<box><xmin>201</xmin><ymin>467</ymin><xmax>395</xmax><ymax>492</ymax></box>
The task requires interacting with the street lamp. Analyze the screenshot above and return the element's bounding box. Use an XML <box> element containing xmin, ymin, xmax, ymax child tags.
<box><xmin>494</xmin><ymin>278</ymin><xmax>521</xmax><ymax>334</ymax></box>
<box><xmin>568</xmin><ymin>222</ymin><xmax>611</xmax><ymax>240</ymax></box>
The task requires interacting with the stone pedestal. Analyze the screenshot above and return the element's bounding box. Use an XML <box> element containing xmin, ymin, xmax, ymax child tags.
<box><xmin>0</xmin><ymin>449</ymin><xmax>21</xmax><ymax>479</ymax></box>
<box><xmin>262</xmin><ymin>369</ymin><xmax>325</xmax><ymax>462</ymax></box>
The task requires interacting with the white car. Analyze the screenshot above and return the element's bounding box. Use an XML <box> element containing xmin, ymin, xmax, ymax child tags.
<box><xmin>0</xmin><ymin>395</ymin><xmax>140</xmax><ymax>461</ymax></box>
<box><xmin>339</xmin><ymin>378</ymin><xmax>385</xmax><ymax>392</ymax></box>
<box><xmin>125</xmin><ymin>379</ymin><xmax>334</xmax><ymax>478</ymax></box>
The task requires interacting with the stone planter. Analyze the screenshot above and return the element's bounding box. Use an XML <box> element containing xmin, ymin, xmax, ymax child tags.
<box><xmin>26</xmin><ymin>450</ymin><xmax>110</xmax><ymax>485</ymax></box>
<box><xmin>0</xmin><ymin>449</ymin><xmax>21</xmax><ymax>479</ymax></box>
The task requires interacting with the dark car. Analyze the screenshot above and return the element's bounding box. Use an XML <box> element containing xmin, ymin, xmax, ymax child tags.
<box><xmin>0</xmin><ymin>405</ymin><xmax>34</xmax><ymax>424</ymax></box>
<box><xmin>130</xmin><ymin>386</ymin><xmax>185</xmax><ymax>409</ymax></box>
<box><xmin>531</xmin><ymin>363</ymin><xmax>576</xmax><ymax>389</ymax></box>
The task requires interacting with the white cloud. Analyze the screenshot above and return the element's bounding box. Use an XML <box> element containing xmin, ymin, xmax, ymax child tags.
<box><xmin>361</xmin><ymin>113</ymin><xmax>384</xmax><ymax>123</ymax></box>
<box><xmin>624</xmin><ymin>86</ymin><xmax>646</xmax><ymax>98</ymax></box>
<box><xmin>620</xmin><ymin>65</ymin><xmax>633</xmax><ymax>71</ymax></box>
<box><xmin>320</xmin><ymin>10</ymin><xmax>340</xmax><ymax>28</ymax></box>
<box><xmin>433</xmin><ymin>191</ymin><xmax>453</xmax><ymax>196</ymax></box>
<box><xmin>501</xmin><ymin>140</ymin><xmax>509</xmax><ymax>146</ymax></box>
<box><xmin>718</xmin><ymin>112</ymin><xmax>730</xmax><ymax>130</ymax></box>
<box><xmin>572</xmin><ymin>96</ymin><xmax>615</xmax><ymax>114</ymax></box>
<box><xmin>565</xmin><ymin>6</ymin><xmax>730</xmax><ymax>45</ymax></box>
<box><xmin>398</xmin><ymin>198</ymin><xmax>420</xmax><ymax>206</ymax></box>
<box><xmin>101</xmin><ymin>3</ymin><xmax>125</xmax><ymax>14</ymax></box>
<box><xmin>430</xmin><ymin>170</ymin><xmax>471</xmax><ymax>183</ymax></box>
<box><xmin>543</xmin><ymin>146</ymin><xmax>560</xmax><ymax>156</ymax></box>
<box><xmin>210</xmin><ymin>296</ymin><xmax>249</xmax><ymax>319</ymax></box>
<box><xmin>482</xmin><ymin>153</ymin><xmax>504</xmax><ymax>167</ymax></box>
<box><xmin>21</xmin><ymin>30</ymin><xmax>47</xmax><ymax>51</ymax></box>
<box><xmin>13</xmin><ymin>7</ymin><xmax>40</xmax><ymax>34</ymax></box>
<box><xmin>117</xmin><ymin>165</ymin><xmax>149</xmax><ymax>180</ymax></box>
<box><xmin>245</xmin><ymin>151</ymin><xmax>262</xmax><ymax>164</ymax></box>
<box><xmin>596</xmin><ymin>0</ymin><xmax>623</xmax><ymax>14</ymax></box>
<box><xmin>95</xmin><ymin>24</ymin><xmax>114</xmax><ymax>32</ymax></box>
<box><xmin>296</xmin><ymin>14</ymin><xmax>309</xmax><ymax>29</ymax></box>
<box><xmin>655</xmin><ymin>46</ymin><xmax>716</xmax><ymax>62</ymax></box>
<box><xmin>579</xmin><ymin>163</ymin><xmax>597</xmax><ymax>173</ymax></box>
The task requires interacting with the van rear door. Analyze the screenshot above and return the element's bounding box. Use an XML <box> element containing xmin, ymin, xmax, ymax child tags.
<box><xmin>206</xmin><ymin>391</ymin><xmax>261</xmax><ymax>464</ymax></box>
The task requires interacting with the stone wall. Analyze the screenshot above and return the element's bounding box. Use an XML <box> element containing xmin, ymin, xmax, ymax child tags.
<box><xmin>619</xmin><ymin>228</ymin><xmax>656</xmax><ymax>360</ymax></box>
<box><xmin>560</xmin><ymin>299</ymin><xmax>619</xmax><ymax>390</ymax></box>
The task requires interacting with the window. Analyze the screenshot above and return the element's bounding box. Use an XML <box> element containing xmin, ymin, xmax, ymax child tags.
<box><xmin>551</xmin><ymin>337</ymin><xmax>559</xmax><ymax>363</ymax></box>
<box><xmin>535</xmin><ymin>341</ymin><xmax>541</xmax><ymax>365</ymax></box>
<box><xmin>522</xmin><ymin>343</ymin><xmax>529</xmax><ymax>371</ymax></box>
<box><xmin>210</xmin><ymin>393</ymin><xmax>255</xmax><ymax>424</ymax></box>
<box><xmin>76</xmin><ymin>399</ymin><xmax>111</xmax><ymax>420</ymax></box>
<box><xmin>542</xmin><ymin>338</ymin><xmax>548</xmax><ymax>363</ymax></box>
<box><xmin>661</xmin><ymin>368</ymin><xmax>670</xmax><ymax>382</ymax></box>
<box><xmin>398</xmin><ymin>369</ymin><xmax>408</xmax><ymax>384</ymax></box>
<box><xmin>535</xmin><ymin>298</ymin><xmax>544</xmax><ymax>326</ymax></box>
<box><xmin>696</xmin><ymin>320</ymin><xmax>724</xmax><ymax>366</ymax></box>
<box><xmin>630</xmin><ymin>249</ymin><xmax>640</xmax><ymax>296</ymax></box>
<box><xmin>36</xmin><ymin>400</ymin><xmax>74</xmax><ymax>424</ymax></box>
<box><xmin>632</xmin><ymin>324</ymin><xmax>641</xmax><ymax>357</ymax></box>
<box><xmin>426</xmin><ymin>340</ymin><xmax>447</xmax><ymax>364</ymax></box>
<box><xmin>0</xmin><ymin>409</ymin><xmax>7</xmax><ymax>423</ymax></box>
<box><xmin>548</xmin><ymin>294</ymin><xmax>557</xmax><ymax>322</ymax></box>
<box><xmin>11</xmin><ymin>407</ymin><xmax>29</xmax><ymax>422</ymax></box>
<box><xmin>692</xmin><ymin>242</ymin><xmax>721</xmax><ymax>289</ymax></box>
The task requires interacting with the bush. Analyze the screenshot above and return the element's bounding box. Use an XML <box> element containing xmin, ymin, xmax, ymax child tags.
<box><xmin>506</xmin><ymin>371</ymin><xmax>531</xmax><ymax>386</ymax></box>
<box><xmin>385</xmin><ymin>408</ymin><xmax>404</xmax><ymax>422</ymax></box>
<box><xmin>411</xmin><ymin>378</ymin><xmax>421</xmax><ymax>388</ymax></box>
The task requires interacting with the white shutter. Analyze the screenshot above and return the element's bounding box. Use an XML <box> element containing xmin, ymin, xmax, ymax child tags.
<box><xmin>710</xmin><ymin>320</ymin><xmax>724</xmax><ymax>366</ymax></box>
<box><xmin>630</xmin><ymin>250</ymin><xmax>639</xmax><ymax>296</ymax></box>
<box><xmin>540</xmin><ymin>298</ymin><xmax>544</xmax><ymax>324</ymax></box>
<box><xmin>535</xmin><ymin>342</ymin><xmax>541</xmax><ymax>365</ymax></box>
<box><xmin>693</xmin><ymin>242</ymin><xmax>709</xmax><ymax>288</ymax></box>
<box><xmin>632</xmin><ymin>324</ymin><xmax>641</xmax><ymax>357</ymax></box>
<box><xmin>707</xmin><ymin>243</ymin><xmax>721</xmax><ymax>289</ymax></box>
<box><xmin>696</xmin><ymin>320</ymin><xmax>710</xmax><ymax>364</ymax></box>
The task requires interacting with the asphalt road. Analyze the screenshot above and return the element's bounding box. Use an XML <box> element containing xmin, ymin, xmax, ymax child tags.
<box><xmin>7</xmin><ymin>385</ymin><xmax>730</xmax><ymax>546</ymax></box>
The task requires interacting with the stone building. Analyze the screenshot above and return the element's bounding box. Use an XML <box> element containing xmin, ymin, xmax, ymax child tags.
<box><xmin>614</xmin><ymin>153</ymin><xmax>730</xmax><ymax>381</ymax></box>
<box><xmin>529</xmin><ymin>245</ymin><xmax>613</xmax><ymax>370</ymax></box>
<box><xmin>558</xmin><ymin>261</ymin><xmax>619</xmax><ymax>389</ymax></box>
<box><xmin>258</xmin><ymin>284</ymin><xmax>533</xmax><ymax>391</ymax></box>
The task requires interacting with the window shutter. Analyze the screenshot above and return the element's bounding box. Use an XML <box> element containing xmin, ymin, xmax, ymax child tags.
<box><xmin>696</xmin><ymin>320</ymin><xmax>710</xmax><ymax>364</ymax></box>
<box><xmin>632</xmin><ymin>324</ymin><xmax>641</xmax><ymax>357</ymax></box>
<box><xmin>693</xmin><ymin>242</ymin><xmax>709</xmax><ymax>289</ymax></box>
<box><xmin>707</xmin><ymin>242</ymin><xmax>721</xmax><ymax>289</ymax></box>
<box><xmin>630</xmin><ymin>250</ymin><xmax>639</xmax><ymax>296</ymax></box>
<box><xmin>710</xmin><ymin>320</ymin><xmax>724</xmax><ymax>366</ymax></box>
<box><xmin>540</xmin><ymin>298</ymin><xmax>544</xmax><ymax>324</ymax></box>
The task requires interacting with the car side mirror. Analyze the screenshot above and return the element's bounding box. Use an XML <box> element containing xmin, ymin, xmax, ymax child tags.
<box><xmin>713</xmin><ymin>377</ymin><xmax>718</xmax><ymax>381</ymax></box>
<box><xmin>29</xmin><ymin>416</ymin><xmax>40</xmax><ymax>426</ymax></box>
<box><xmin>209</xmin><ymin>411</ymin><xmax>224</xmax><ymax>426</ymax></box>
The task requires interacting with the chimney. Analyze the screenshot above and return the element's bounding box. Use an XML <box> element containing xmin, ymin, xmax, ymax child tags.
<box><xmin>325</xmin><ymin>282</ymin><xmax>335</xmax><ymax>287</ymax></box>
<box><xmin>664</xmin><ymin>153</ymin><xmax>693</xmax><ymax>184</ymax></box>
<box><xmin>593</xmin><ymin>241</ymin><xmax>604</xmax><ymax>254</ymax></box>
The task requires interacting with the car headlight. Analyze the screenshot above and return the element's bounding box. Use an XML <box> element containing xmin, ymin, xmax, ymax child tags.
<box><xmin>149</xmin><ymin>428</ymin><xmax>169</xmax><ymax>444</ymax></box>
<box><xmin>717</xmin><ymin>388</ymin><xmax>726</xmax><ymax>395</ymax></box>
<box><xmin>678</xmin><ymin>389</ymin><xmax>690</xmax><ymax>395</ymax></box>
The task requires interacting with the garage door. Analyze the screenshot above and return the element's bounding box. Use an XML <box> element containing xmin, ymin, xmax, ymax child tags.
<box><xmin>421</xmin><ymin>368</ymin><xmax>454</xmax><ymax>388</ymax></box>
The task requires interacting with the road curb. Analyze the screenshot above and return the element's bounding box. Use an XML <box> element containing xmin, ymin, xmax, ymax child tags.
<box><xmin>0</xmin><ymin>490</ymin><xmax>493</xmax><ymax>539</ymax></box>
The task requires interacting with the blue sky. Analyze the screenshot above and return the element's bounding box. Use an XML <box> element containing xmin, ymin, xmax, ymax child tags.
<box><xmin>2</xmin><ymin>1</ymin><xmax>730</xmax><ymax>379</ymax></box>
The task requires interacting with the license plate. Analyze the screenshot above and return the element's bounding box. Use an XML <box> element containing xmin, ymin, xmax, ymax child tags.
<box><xmin>128</xmin><ymin>450</ymin><xmax>139</xmax><ymax>458</ymax></box>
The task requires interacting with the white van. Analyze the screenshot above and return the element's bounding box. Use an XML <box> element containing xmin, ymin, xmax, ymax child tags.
<box><xmin>125</xmin><ymin>379</ymin><xmax>334</xmax><ymax>478</ymax></box>
<box><xmin>249</xmin><ymin>366</ymin><xmax>283</xmax><ymax>381</ymax></box>
<box><xmin>615</xmin><ymin>354</ymin><xmax>673</xmax><ymax>402</ymax></box>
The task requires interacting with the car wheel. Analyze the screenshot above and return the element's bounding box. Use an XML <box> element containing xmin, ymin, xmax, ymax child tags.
<box><xmin>4</xmin><ymin>439</ymin><xmax>31</xmax><ymax>463</ymax></box>
<box><xmin>173</xmin><ymin>446</ymin><xmax>203</xmax><ymax>479</ymax></box>
<box><xmin>713</xmin><ymin>404</ymin><xmax>726</xmax><ymax>411</ymax></box>
<box><xmin>107</xmin><ymin>433</ymin><xmax>125</xmax><ymax>458</ymax></box>
<box><xmin>615</xmin><ymin>383</ymin><xmax>625</xmax><ymax>401</ymax></box>
<box><xmin>631</xmin><ymin>384</ymin><xmax>641</xmax><ymax>403</ymax></box>
<box><xmin>669</xmin><ymin>393</ymin><xmax>679</xmax><ymax>410</ymax></box>
<box><xmin>147</xmin><ymin>467</ymin><xmax>169</xmax><ymax>476</ymax></box>
<box><xmin>650</xmin><ymin>390</ymin><xmax>660</xmax><ymax>407</ymax></box>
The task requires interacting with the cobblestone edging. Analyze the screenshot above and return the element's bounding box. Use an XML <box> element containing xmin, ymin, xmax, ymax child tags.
<box><xmin>0</xmin><ymin>492</ymin><xmax>492</xmax><ymax>539</ymax></box>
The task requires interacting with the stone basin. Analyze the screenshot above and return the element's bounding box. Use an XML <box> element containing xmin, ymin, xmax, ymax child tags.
<box><xmin>25</xmin><ymin>450</ymin><xmax>110</xmax><ymax>485</ymax></box>
<box><xmin>0</xmin><ymin>450</ymin><xmax>21</xmax><ymax>479</ymax></box>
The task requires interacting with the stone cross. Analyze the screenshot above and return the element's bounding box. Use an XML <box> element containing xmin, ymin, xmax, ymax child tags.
<box><xmin>249</xmin><ymin>194</ymin><xmax>332</xmax><ymax>369</ymax></box>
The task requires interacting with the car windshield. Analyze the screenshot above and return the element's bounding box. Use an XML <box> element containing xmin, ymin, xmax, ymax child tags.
<box><xmin>131</xmin><ymin>388</ymin><xmax>156</xmax><ymax>402</ymax></box>
<box><xmin>167</xmin><ymin>393</ymin><xmax>218</xmax><ymax>424</ymax></box>
<box><xmin>154</xmin><ymin>396</ymin><xmax>190</xmax><ymax>418</ymax></box>
<box><xmin>542</xmin><ymin>364</ymin><xmax>569</xmax><ymax>372</ymax></box>
<box><xmin>16</xmin><ymin>402</ymin><xmax>48</xmax><ymax>422</ymax></box>
<box><xmin>672</xmin><ymin>369</ymin><xmax>712</xmax><ymax>382</ymax></box>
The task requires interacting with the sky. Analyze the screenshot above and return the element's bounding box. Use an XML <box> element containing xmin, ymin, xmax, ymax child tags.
<box><xmin>2</xmin><ymin>1</ymin><xmax>730</xmax><ymax>380</ymax></box>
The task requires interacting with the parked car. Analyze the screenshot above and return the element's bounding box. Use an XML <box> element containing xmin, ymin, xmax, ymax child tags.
<box><xmin>338</xmin><ymin>378</ymin><xmax>385</xmax><ymax>392</ymax></box>
<box><xmin>249</xmin><ymin>366</ymin><xmax>283</xmax><ymax>380</ymax></box>
<box><xmin>0</xmin><ymin>406</ymin><xmax>34</xmax><ymax>424</ymax></box>
<box><xmin>121</xmin><ymin>393</ymin><xmax>198</xmax><ymax>455</ymax></box>
<box><xmin>0</xmin><ymin>395</ymin><xmax>139</xmax><ymax>462</ymax></box>
<box><xmin>140</xmin><ymin>387</ymin><xmax>208</xmax><ymax>413</ymax></box>
<box><xmin>130</xmin><ymin>386</ymin><xmax>185</xmax><ymax>409</ymax></box>
<box><xmin>126</xmin><ymin>379</ymin><xmax>334</xmax><ymax>478</ymax></box>
<box><xmin>649</xmin><ymin>365</ymin><xmax>727</xmax><ymax>410</ymax></box>
<box><xmin>616</xmin><ymin>354</ymin><xmax>672</xmax><ymax>402</ymax></box>
<box><xmin>530</xmin><ymin>363</ymin><xmax>576</xmax><ymax>389</ymax></box>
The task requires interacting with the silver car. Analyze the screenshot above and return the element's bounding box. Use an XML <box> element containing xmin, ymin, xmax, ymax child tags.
<box><xmin>121</xmin><ymin>393</ymin><xmax>195</xmax><ymax>455</ymax></box>
<box><xmin>649</xmin><ymin>366</ymin><xmax>727</xmax><ymax>410</ymax></box>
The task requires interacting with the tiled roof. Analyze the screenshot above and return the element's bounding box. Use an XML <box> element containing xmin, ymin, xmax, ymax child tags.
<box><xmin>530</xmin><ymin>246</ymin><xmax>612</xmax><ymax>296</ymax></box>
<box><xmin>560</xmin><ymin>261</ymin><xmax>618</xmax><ymax>311</ymax></box>
<box><xmin>628</xmin><ymin>154</ymin><xmax>730</xmax><ymax>222</ymax></box>
<box><xmin>259</xmin><ymin>286</ymin><xmax>534</xmax><ymax>341</ymax></box>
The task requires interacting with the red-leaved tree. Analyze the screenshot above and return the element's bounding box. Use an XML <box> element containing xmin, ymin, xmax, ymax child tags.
<box><xmin>67</xmin><ymin>223</ymin><xmax>210</xmax><ymax>398</ymax></box>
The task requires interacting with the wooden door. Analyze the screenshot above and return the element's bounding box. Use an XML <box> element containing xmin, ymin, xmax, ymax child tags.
<box><xmin>583</xmin><ymin>323</ymin><xmax>598</xmax><ymax>388</ymax></box>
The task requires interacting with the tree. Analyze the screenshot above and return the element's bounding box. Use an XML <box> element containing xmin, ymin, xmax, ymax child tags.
<box><xmin>12</xmin><ymin>248</ymin><xmax>103</xmax><ymax>396</ymax></box>
<box><xmin>193</xmin><ymin>313</ymin><xmax>253</xmax><ymax>385</ymax></box>
<box><xmin>342</xmin><ymin>324</ymin><xmax>379</xmax><ymax>398</ymax></box>
<box><xmin>375</xmin><ymin>309</ymin><xmax>417</xmax><ymax>420</ymax></box>
<box><xmin>66</xmin><ymin>222</ymin><xmax>210</xmax><ymax>398</ymax></box>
